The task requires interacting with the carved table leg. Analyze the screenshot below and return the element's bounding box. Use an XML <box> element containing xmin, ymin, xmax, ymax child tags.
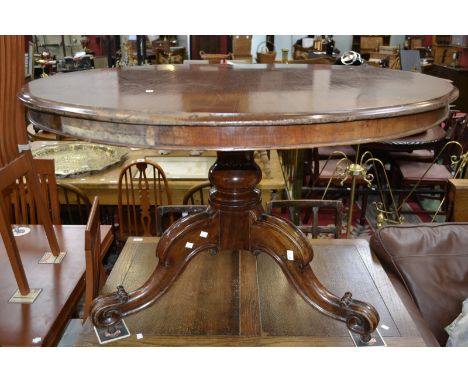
<box><xmin>250</xmin><ymin>213</ymin><xmax>379</xmax><ymax>341</ymax></box>
<box><xmin>91</xmin><ymin>150</ymin><xmax>379</xmax><ymax>342</ymax></box>
<box><xmin>90</xmin><ymin>208</ymin><xmax>219</xmax><ymax>329</ymax></box>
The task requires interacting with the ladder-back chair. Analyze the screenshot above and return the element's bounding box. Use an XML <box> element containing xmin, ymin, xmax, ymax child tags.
<box><xmin>267</xmin><ymin>199</ymin><xmax>344</xmax><ymax>239</ymax></box>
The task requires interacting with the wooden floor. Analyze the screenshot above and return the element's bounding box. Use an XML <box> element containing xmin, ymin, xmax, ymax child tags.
<box><xmin>75</xmin><ymin>238</ymin><xmax>425</xmax><ymax>347</ymax></box>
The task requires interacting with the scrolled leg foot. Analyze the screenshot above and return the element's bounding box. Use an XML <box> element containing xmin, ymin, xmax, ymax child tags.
<box><xmin>90</xmin><ymin>287</ymin><xmax>125</xmax><ymax>329</ymax></box>
<box><xmin>340</xmin><ymin>291</ymin><xmax>380</xmax><ymax>341</ymax></box>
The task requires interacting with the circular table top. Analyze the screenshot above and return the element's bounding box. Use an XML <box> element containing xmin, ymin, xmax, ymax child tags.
<box><xmin>19</xmin><ymin>64</ymin><xmax>458</xmax><ymax>151</ymax></box>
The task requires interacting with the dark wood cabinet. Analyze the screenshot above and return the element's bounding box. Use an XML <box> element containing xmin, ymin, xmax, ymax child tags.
<box><xmin>426</xmin><ymin>64</ymin><xmax>468</xmax><ymax>112</ymax></box>
<box><xmin>189</xmin><ymin>35</ymin><xmax>230</xmax><ymax>59</ymax></box>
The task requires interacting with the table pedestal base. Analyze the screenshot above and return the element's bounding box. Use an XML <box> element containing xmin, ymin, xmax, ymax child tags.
<box><xmin>90</xmin><ymin>151</ymin><xmax>379</xmax><ymax>342</ymax></box>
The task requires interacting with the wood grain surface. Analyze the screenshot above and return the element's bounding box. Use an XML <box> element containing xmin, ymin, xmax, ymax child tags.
<box><xmin>20</xmin><ymin>65</ymin><xmax>457</xmax><ymax>150</ymax></box>
<box><xmin>0</xmin><ymin>224</ymin><xmax>111</xmax><ymax>346</ymax></box>
<box><xmin>75</xmin><ymin>238</ymin><xmax>425</xmax><ymax>347</ymax></box>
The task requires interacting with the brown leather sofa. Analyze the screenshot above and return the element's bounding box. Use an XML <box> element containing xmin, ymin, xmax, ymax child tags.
<box><xmin>370</xmin><ymin>222</ymin><xmax>468</xmax><ymax>346</ymax></box>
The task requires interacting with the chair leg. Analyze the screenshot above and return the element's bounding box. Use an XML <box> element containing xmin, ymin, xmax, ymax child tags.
<box><xmin>359</xmin><ymin>187</ymin><xmax>369</xmax><ymax>225</ymax></box>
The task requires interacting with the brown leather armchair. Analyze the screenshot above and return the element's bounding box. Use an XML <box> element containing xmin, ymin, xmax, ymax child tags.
<box><xmin>370</xmin><ymin>223</ymin><xmax>468</xmax><ymax>346</ymax></box>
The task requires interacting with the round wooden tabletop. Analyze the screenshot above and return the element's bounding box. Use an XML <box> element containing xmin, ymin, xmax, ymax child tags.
<box><xmin>19</xmin><ymin>64</ymin><xmax>458</xmax><ymax>151</ymax></box>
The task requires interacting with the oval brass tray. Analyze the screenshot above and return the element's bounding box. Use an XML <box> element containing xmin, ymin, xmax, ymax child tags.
<box><xmin>33</xmin><ymin>142</ymin><xmax>128</xmax><ymax>178</ymax></box>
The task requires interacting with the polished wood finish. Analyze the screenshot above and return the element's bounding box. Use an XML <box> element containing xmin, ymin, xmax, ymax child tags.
<box><xmin>21</xmin><ymin>64</ymin><xmax>456</xmax><ymax>343</ymax></box>
<box><xmin>0</xmin><ymin>36</ymin><xmax>28</xmax><ymax>166</ymax></box>
<box><xmin>448</xmin><ymin>179</ymin><xmax>468</xmax><ymax>221</ymax></box>
<box><xmin>0</xmin><ymin>224</ymin><xmax>101</xmax><ymax>346</ymax></box>
<box><xmin>0</xmin><ymin>224</ymin><xmax>112</xmax><ymax>346</ymax></box>
<box><xmin>117</xmin><ymin>159</ymin><xmax>172</xmax><ymax>238</ymax></box>
<box><xmin>83</xmin><ymin>197</ymin><xmax>107</xmax><ymax>322</ymax></box>
<box><xmin>20</xmin><ymin>65</ymin><xmax>457</xmax><ymax>151</ymax></box>
<box><xmin>75</xmin><ymin>238</ymin><xmax>425</xmax><ymax>346</ymax></box>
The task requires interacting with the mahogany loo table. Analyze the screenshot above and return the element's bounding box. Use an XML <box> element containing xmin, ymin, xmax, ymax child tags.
<box><xmin>19</xmin><ymin>63</ymin><xmax>457</xmax><ymax>343</ymax></box>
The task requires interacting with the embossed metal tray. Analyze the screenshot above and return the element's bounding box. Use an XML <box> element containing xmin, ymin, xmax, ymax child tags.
<box><xmin>33</xmin><ymin>142</ymin><xmax>128</xmax><ymax>178</ymax></box>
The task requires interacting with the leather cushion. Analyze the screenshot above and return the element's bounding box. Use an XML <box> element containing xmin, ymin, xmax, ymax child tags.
<box><xmin>370</xmin><ymin>223</ymin><xmax>468</xmax><ymax>345</ymax></box>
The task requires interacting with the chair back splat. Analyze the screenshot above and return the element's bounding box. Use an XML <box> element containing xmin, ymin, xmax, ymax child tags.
<box><xmin>0</xmin><ymin>153</ymin><xmax>61</xmax><ymax>294</ymax></box>
<box><xmin>7</xmin><ymin>158</ymin><xmax>61</xmax><ymax>225</ymax></box>
<box><xmin>117</xmin><ymin>159</ymin><xmax>172</xmax><ymax>239</ymax></box>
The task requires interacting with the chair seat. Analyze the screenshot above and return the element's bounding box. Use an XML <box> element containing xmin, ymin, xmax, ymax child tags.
<box><xmin>318</xmin><ymin>145</ymin><xmax>356</xmax><ymax>158</ymax></box>
<box><xmin>390</xmin><ymin>149</ymin><xmax>434</xmax><ymax>162</ymax></box>
<box><xmin>397</xmin><ymin>161</ymin><xmax>452</xmax><ymax>182</ymax></box>
<box><xmin>318</xmin><ymin>159</ymin><xmax>367</xmax><ymax>184</ymax></box>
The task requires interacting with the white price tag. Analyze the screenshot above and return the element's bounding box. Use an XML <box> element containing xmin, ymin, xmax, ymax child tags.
<box><xmin>287</xmin><ymin>250</ymin><xmax>294</xmax><ymax>261</ymax></box>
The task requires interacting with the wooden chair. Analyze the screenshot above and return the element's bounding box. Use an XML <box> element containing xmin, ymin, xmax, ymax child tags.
<box><xmin>83</xmin><ymin>196</ymin><xmax>107</xmax><ymax>322</ymax></box>
<box><xmin>306</xmin><ymin>149</ymin><xmax>369</xmax><ymax>225</ymax></box>
<box><xmin>117</xmin><ymin>159</ymin><xmax>172</xmax><ymax>240</ymax></box>
<box><xmin>182</xmin><ymin>181</ymin><xmax>212</xmax><ymax>205</ymax></box>
<box><xmin>57</xmin><ymin>183</ymin><xmax>92</xmax><ymax>225</ymax></box>
<box><xmin>156</xmin><ymin>181</ymin><xmax>212</xmax><ymax>236</ymax></box>
<box><xmin>0</xmin><ymin>153</ymin><xmax>61</xmax><ymax>296</ymax></box>
<box><xmin>267</xmin><ymin>199</ymin><xmax>343</xmax><ymax>238</ymax></box>
<box><xmin>395</xmin><ymin>114</ymin><xmax>468</xmax><ymax>216</ymax></box>
<box><xmin>7</xmin><ymin>158</ymin><xmax>61</xmax><ymax>225</ymax></box>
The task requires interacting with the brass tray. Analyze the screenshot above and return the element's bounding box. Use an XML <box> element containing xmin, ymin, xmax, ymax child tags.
<box><xmin>33</xmin><ymin>142</ymin><xmax>128</xmax><ymax>178</ymax></box>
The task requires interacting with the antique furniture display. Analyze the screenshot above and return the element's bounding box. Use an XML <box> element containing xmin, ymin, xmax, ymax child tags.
<box><xmin>74</xmin><ymin>237</ymin><xmax>425</xmax><ymax>346</ymax></box>
<box><xmin>19</xmin><ymin>64</ymin><xmax>457</xmax><ymax>343</ymax></box>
